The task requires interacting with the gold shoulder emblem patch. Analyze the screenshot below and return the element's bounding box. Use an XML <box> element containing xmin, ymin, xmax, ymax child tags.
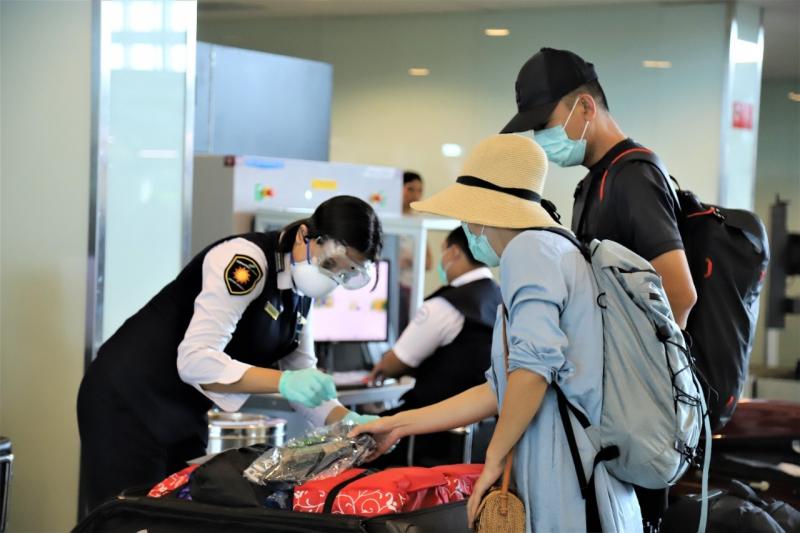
<box><xmin>224</xmin><ymin>254</ymin><xmax>263</xmax><ymax>295</ymax></box>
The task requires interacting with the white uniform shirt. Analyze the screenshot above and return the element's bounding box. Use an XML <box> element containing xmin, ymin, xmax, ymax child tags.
<box><xmin>176</xmin><ymin>237</ymin><xmax>342</xmax><ymax>427</ymax></box>
<box><xmin>392</xmin><ymin>267</ymin><xmax>494</xmax><ymax>368</ymax></box>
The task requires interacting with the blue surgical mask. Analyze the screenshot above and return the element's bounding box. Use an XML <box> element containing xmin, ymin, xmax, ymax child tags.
<box><xmin>462</xmin><ymin>222</ymin><xmax>500</xmax><ymax>268</ymax></box>
<box><xmin>437</xmin><ymin>260</ymin><xmax>449</xmax><ymax>285</ymax></box>
<box><xmin>437</xmin><ymin>246</ymin><xmax>453</xmax><ymax>284</ymax></box>
<box><xmin>535</xmin><ymin>98</ymin><xmax>589</xmax><ymax>167</ymax></box>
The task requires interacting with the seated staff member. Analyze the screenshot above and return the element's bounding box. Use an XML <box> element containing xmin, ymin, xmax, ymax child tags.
<box><xmin>78</xmin><ymin>196</ymin><xmax>382</xmax><ymax>511</ymax></box>
<box><xmin>368</xmin><ymin>226</ymin><xmax>501</xmax><ymax>466</ymax></box>
<box><xmin>353</xmin><ymin>135</ymin><xmax>641</xmax><ymax>531</ymax></box>
<box><xmin>370</xmin><ymin>225</ymin><xmax>500</xmax><ymax>411</ymax></box>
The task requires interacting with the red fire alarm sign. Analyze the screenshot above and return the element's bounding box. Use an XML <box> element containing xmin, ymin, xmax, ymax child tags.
<box><xmin>732</xmin><ymin>101</ymin><xmax>754</xmax><ymax>130</ymax></box>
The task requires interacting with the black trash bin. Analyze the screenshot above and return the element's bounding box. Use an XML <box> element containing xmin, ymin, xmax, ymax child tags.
<box><xmin>0</xmin><ymin>437</ymin><xmax>12</xmax><ymax>533</ymax></box>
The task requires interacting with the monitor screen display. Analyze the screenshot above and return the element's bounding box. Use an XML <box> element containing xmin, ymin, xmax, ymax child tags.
<box><xmin>312</xmin><ymin>260</ymin><xmax>389</xmax><ymax>342</ymax></box>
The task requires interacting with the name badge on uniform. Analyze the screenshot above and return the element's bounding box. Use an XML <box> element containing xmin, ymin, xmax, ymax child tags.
<box><xmin>264</xmin><ymin>301</ymin><xmax>281</xmax><ymax>320</ymax></box>
<box><xmin>294</xmin><ymin>312</ymin><xmax>307</xmax><ymax>339</ymax></box>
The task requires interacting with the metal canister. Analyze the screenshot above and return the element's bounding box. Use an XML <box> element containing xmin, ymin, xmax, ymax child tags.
<box><xmin>0</xmin><ymin>436</ymin><xmax>12</xmax><ymax>533</ymax></box>
<box><xmin>207</xmin><ymin>412</ymin><xmax>286</xmax><ymax>454</ymax></box>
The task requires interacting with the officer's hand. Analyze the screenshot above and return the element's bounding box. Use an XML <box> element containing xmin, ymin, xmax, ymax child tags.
<box><xmin>342</xmin><ymin>411</ymin><xmax>379</xmax><ymax>425</ymax></box>
<box><xmin>367</xmin><ymin>361</ymin><xmax>385</xmax><ymax>386</ymax></box>
<box><xmin>278</xmin><ymin>368</ymin><xmax>337</xmax><ymax>408</ymax></box>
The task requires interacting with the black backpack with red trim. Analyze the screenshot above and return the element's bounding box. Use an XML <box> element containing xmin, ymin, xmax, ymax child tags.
<box><xmin>589</xmin><ymin>148</ymin><xmax>769</xmax><ymax>432</ymax></box>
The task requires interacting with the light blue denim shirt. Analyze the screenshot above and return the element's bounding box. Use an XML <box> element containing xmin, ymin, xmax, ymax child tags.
<box><xmin>486</xmin><ymin>230</ymin><xmax>642</xmax><ymax>533</ymax></box>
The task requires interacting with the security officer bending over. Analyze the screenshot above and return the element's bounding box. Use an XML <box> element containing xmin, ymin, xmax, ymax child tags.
<box><xmin>78</xmin><ymin>196</ymin><xmax>382</xmax><ymax>511</ymax></box>
<box><xmin>368</xmin><ymin>226</ymin><xmax>501</xmax><ymax>465</ymax></box>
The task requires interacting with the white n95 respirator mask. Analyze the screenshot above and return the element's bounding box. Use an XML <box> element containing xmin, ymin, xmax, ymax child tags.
<box><xmin>290</xmin><ymin>238</ymin><xmax>373</xmax><ymax>298</ymax></box>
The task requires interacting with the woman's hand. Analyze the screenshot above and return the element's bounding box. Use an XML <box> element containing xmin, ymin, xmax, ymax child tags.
<box><xmin>348</xmin><ymin>415</ymin><xmax>406</xmax><ymax>462</ymax></box>
<box><xmin>466</xmin><ymin>455</ymin><xmax>506</xmax><ymax>528</ymax></box>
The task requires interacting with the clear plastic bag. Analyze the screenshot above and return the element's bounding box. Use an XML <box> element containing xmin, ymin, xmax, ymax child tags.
<box><xmin>243</xmin><ymin>420</ymin><xmax>376</xmax><ymax>485</ymax></box>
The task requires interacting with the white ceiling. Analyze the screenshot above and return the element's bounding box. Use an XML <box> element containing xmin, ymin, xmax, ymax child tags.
<box><xmin>198</xmin><ymin>0</ymin><xmax>800</xmax><ymax>80</ymax></box>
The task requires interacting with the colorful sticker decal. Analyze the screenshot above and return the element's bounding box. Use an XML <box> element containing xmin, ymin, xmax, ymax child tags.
<box><xmin>369</xmin><ymin>191</ymin><xmax>386</xmax><ymax>207</ymax></box>
<box><xmin>254</xmin><ymin>184</ymin><xmax>275</xmax><ymax>201</ymax></box>
<box><xmin>311</xmin><ymin>179</ymin><xmax>338</xmax><ymax>191</ymax></box>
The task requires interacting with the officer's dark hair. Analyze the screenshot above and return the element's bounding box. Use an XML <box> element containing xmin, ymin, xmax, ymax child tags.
<box><xmin>445</xmin><ymin>226</ymin><xmax>480</xmax><ymax>266</ymax></box>
<box><xmin>279</xmin><ymin>195</ymin><xmax>383</xmax><ymax>261</ymax></box>
<box><xmin>403</xmin><ymin>171</ymin><xmax>422</xmax><ymax>185</ymax></box>
<box><xmin>565</xmin><ymin>79</ymin><xmax>609</xmax><ymax>112</ymax></box>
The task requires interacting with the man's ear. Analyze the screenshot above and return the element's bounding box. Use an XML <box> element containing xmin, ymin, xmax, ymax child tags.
<box><xmin>581</xmin><ymin>94</ymin><xmax>598</xmax><ymax>121</ymax></box>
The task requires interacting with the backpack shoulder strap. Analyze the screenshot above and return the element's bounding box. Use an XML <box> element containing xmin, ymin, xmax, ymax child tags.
<box><xmin>599</xmin><ymin>147</ymin><xmax>681</xmax><ymax>208</ymax></box>
<box><xmin>574</xmin><ymin>175</ymin><xmax>592</xmax><ymax>240</ymax></box>
<box><xmin>529</xmin><ymin>226</ymin><xmax>592</xmax><ymax>262</ymax></box>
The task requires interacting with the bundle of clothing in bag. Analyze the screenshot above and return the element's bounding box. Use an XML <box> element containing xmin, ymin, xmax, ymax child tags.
<box><xmin>146</xmin><ymin>420</ymin><xmax>483</xmax><ymax>517</ymax></box>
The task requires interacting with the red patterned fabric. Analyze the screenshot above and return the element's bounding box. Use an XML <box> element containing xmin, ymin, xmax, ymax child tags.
<box><xmin>429</xmin><ymin>464</ymin><xmax>484</xmax><ymax>501</ymax></box>
<box><xmin>294</xmin><ymin>464</ymin><xmax>483</xmax><ymax>517</ymax></box>
<box><xmin>148</xmin><ymin>464</ymin><xmax>200</xmax><ymax>498</ymax></box>
<box><xmin>293</xmin><ymin>468</ymin><xmax>367</xmax><ymax>513</ymax></box>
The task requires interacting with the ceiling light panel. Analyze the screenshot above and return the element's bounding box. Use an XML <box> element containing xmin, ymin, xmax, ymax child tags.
<box><xmin>642</xmin><ymin>60</ymin><xmax>672</xmax><ymax>69</ymax></box>
<box><xmin>408</xmin><ymin>67</ymin><xmax>430</xmax><ymax>77</ymax></box>
<box><xmin>484</xmin><ymin>28</ymin><xmax>510</xmax><ymax>37</ymax></box>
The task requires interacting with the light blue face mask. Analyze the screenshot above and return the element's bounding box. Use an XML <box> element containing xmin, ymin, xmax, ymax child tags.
<box><xmin>462</xmin><ymin>222</ymin><xmax>500</xmax><ymax>268</ymax></box>
<box><xmin>437</xmin><ymin>245</ymin><xmax>453</xmax><ymax>284</ymax></box>
<box><xmin>437</xmin><ymin>259</ymin><xmax>449</xmax><ymax>285</ymax></box>
<box><xmin>534</xmin><ymin>98</ymin><xmax>590</xmax><ymax>167</ymax></box>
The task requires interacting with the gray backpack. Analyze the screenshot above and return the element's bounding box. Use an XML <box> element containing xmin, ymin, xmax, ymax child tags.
<box><xmin>534</xmin><ymin>228</ymin><xmax>712</xmax><ymax>532</ymax></box>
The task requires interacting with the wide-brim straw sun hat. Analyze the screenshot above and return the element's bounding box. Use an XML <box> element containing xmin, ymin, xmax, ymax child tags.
<box><xmin>411</xmin><ymin>134</ymin><xmax>561</xmax><ymax>229</ymax></box>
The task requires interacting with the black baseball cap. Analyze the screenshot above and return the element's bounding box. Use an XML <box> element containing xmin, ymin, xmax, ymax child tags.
<box><xmin>501</xmin><ymin>47</ymin><xmax>599</xmax><ymax>134</ymax></box>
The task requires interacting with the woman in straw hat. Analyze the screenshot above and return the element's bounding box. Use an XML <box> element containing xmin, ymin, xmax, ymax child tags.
<box><xmin>352</xmin><ymin>134</ymin><xmax>641</xmax><ymax>532</ymax></box>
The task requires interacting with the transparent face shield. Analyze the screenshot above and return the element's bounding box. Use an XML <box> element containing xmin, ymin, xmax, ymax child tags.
<box><xmin>304</xmin><ymin>238</ymin><xmax>374</xmax><ymax>290</ymax></box>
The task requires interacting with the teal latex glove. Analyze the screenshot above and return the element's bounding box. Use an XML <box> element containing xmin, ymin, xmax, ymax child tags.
<box><xmin>278</xmin><ymin>368</ymin><xmax>337</xmax><ymax>408</ymax></box>
<box><xmin>342</xmin><ymin>411</ymin><xmax>380</xmax><ymax>425</ymax></box>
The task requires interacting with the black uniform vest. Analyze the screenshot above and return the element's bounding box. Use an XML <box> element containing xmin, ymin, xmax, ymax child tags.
<box><xmin>398</xmin><ymin>277</ymin><xmax>501</xmax><ymax>411</ymax></box>
<box><xmin>84</xmin><ymin>231</ymin><xmax>311</xmax><ymax>444</ymax></box>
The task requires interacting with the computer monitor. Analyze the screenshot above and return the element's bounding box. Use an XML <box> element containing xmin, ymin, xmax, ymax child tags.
<box><xmin>312</xmin><ymin>260</ymin><xmax>390</xmax><ymax>343</ymax></box>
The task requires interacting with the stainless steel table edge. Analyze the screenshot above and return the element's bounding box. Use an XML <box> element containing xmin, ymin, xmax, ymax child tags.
<box><xmin>244</xmin><ymin>382</ymin><xmax>415</xmax><ymax>411</ymax></box>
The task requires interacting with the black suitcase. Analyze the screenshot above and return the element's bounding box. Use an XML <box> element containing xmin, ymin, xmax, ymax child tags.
<box><xmin>73</xmin><ymin>442</ymin><xmax>474</xmax><ymax>533</ymax></box>
<box><xmin>673</xmin><ymin>400</ymin><xmax>800</xmax><ymax>509</ymax></box>
<box><xmin>663</xmin><ymin>479</ymin><xmax>800</xmax><ymax>533</ymax></box>
<box><xmin>72</xmin><ymin>493</ymin><xmax>470</xmax><ymax>533</ymax></box>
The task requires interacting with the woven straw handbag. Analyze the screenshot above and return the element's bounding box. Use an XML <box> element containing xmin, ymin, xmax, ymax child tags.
<box><xmin>473</xmin><ymin>310</ymin><xmax>526</xmax><ymax>532</ymax></box>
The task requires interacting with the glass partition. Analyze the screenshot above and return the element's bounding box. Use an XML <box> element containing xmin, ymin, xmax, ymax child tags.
<box><xmin>87</xmin><ymin>0</ymin><xmax>196</xmax><ymax>357</ymax></box>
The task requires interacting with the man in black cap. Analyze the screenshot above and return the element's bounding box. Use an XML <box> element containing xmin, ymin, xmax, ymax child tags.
<box><xmin>502</xmin><ymin>47</ymin><xmax>696</xmax><ymax>328</ymax></box>
<box><xmin>502</xmin><ymin>47</ymin><xmax>697</xmax><ymax>532</ymax></box>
